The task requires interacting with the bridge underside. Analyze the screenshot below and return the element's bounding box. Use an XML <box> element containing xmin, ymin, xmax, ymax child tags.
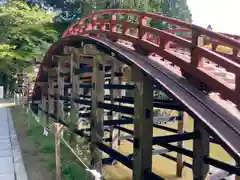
<box><xmin>29</xmin><ymin>35</ymin><xmax>240</xmax><ymax>180</ymax></box>
<box><xmin>23</xmin><ymin>8</ymin><xmax>240</xmax><ymax>180</ymax></box>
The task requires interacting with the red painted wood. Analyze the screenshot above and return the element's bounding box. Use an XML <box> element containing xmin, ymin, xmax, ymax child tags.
<box><xmin>37</xmin><ymin>9</ymin><xmax>240</xmax><ymax>108</ymax></box>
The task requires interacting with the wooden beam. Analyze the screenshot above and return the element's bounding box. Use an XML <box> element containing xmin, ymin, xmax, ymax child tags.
<box><xmin>131</xmin><ymin>64</ymin><xmax>154</xmax><ymax>180</ymax></box>
<box><xmin>41</xmin><ymin>92</ymin><xmax>48</xmax><ymax>123</ymax></box>
<box><xmin>235</xmin><ymin>160</ymin><xmax>240</xmax><ymax>180</ymax></box>
<box><xmin>122</xmin><ymin>65</ymin><xmax>131</xmax><ymax>82</ymax></box>
<box><xmin>52</xmin><ymin>55</ymin><xmax>70</xmax><ymax>63</ymax></box>
<box><xmin>70</xmin><ymin>50</ymin><xmax>80</xmax><ymax>131</ymax></box>
<box><xmin>192</xmin><ymin>120</ymin><xmax>210</xmax><ymax>180</ymax></box>
<box><xmin>83</xmin><ymin>44</ymin><xmax>101</xmax><ymax>55</ymax></box>
<box><xmin>176</xmin><ymin>111</ymin><xmax>188</xmax><ymax>177</ymax></box>
<box><xmin>78</xmin><ymin>53</ymin><xmax>90</xmax><ymax>130</ymax></box>
<box><xmin>55</xmin><ymin>59</ymin><xmax>66</xmax><ymax>180</ymax></box>
<box><xmin>64</xmin><ymin>46</ymin><xmax>82</xmax><ymax>55</ymax></box>
<box><xmin>55</xmin><ymin>123</ymin><xmax>63</xmax><ymax>180</ymax></box>
<box><xmin>90</xmin><ymin>54</ymin><xmax>105</xmax><ymax>175</ymax></box>
<box><xmin>109</xmin><ymin>60</ymin><xmax>121</xmax><ymax>150</ymax></box>
<box><xmin>43</xmin><ymin>66</ymin><xmax>57</xmax><ymax>73</ymax></box>
<box><xmin>47</xmin><ymin>72</ymin><xmax>55</xmax><ymax>128</ymax></box>
<box><xmin>36</xmin><ymin>82</ymin><xmax>48</xmax><ymax>87</ymax></box>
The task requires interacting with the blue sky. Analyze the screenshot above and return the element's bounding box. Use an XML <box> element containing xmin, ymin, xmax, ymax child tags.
<box><xmin>187</xmin><ymin>0</ymin><xmax>240</xmax><ymax>35</ymax></box>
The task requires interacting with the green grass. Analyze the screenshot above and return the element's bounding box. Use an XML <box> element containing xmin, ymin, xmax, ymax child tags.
<box><xmin>11</xmin><ymin>105</ymin><xmax>88</xmax><ymax>180</ymax></box>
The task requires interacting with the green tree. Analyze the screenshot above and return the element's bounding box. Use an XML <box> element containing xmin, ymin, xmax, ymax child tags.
<box><xmin>0</xmin><ymin>1</ymin><xmax>58</xmax><ymax>95</ymax></box>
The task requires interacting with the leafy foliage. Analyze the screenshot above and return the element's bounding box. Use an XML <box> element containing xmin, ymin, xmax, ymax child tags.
<box><xmin>0</xmin><ymin>0</ymin><xmax>58</xmax><ymax>94</ymax></box>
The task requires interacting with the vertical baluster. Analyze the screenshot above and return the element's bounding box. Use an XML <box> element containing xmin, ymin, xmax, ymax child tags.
<box><xmin>191</xmin><ymin>31</ymin><xmax>204</xmax><ymax>68</ymax></box>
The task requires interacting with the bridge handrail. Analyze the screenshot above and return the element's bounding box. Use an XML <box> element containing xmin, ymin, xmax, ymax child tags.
<box><xmin>61</xmin><ymin>9</ymin><xmax>240</xmax><ymax>108</ymax></box>
<box><xmin>63</xmin><ymin>9</ymin><xmax>240</xmax><ymax>51</ymax></box>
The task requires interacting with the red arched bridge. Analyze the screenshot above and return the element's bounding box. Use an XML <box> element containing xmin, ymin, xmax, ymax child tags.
<box><xmin>27</xmin><ymin>9</ymin><xmax>240</xmax><ymax>180</ymax></box>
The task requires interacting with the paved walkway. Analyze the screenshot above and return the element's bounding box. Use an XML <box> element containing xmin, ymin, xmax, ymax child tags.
<box><xmin>0</xmin><ymin>107</ymin><xmax>28</xmax><ymax>180</ymax></box>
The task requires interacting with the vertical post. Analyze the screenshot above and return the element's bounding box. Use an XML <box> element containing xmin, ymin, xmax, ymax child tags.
<box><xmin>192</xmin><ymin>120</ymin><xmax>209</xmax><ymax>180</ymax></box>
<box><xmin>176</xmin><ymin>111</ymin><xmax>187</xmax><ymax>177</ymax></box>
<box><xmin>120</xmin><ymin>64</ymin><xmax>129</xmax><ymax>145</ymax></box>
<box><xmin>69</xmin><ymin>52</ymin><xmax>79</xmax><ymax>131</ymax></box>
<box><xmin>78</xmin><ymin>53</ymin><xmax>91</xmax><ymax>130</ymax></box>
<box><xmin>48</xmin><ymin>73</ymin><xmax>54</xmax><ymax>129</ymax></box>
<box><xmin>55</xmin><ymin>123</ymin><xmax>61</xmax><ymax>180</ymax></box>
<box><xmin>234</xmin><ymin>160</ymin><xmax>240</xmax><ymax>180</ymax></box>
<box><xmin>109</xmin><ymin>61</ymin><xmax>120</xmax><ymax>150</ymax></box>
<box><xmin>90</xmin><ymin>54</ymin><xmax>104</xmax><ymax>175</ymax></box>
<box><xmin>191</xmin><ymin>31</ymin><xmax>204</xmax><ymax>68</ymax></box>
<box><xmin>55</xmin><ymin>61</ymin><xmax>65</xmax><ymax>180</ymax></box>
<box><xmin>131</xmin><ymin>65</ymin><xmax>153</xmax><ymax>180</ymax></box>
<box><xmin>41</xmin><ymin>90</ymin><xmax>48</xmax><ymax>123</ymax></box>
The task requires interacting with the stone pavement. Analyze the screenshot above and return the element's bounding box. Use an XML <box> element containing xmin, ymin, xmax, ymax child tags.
<box><xmin>0</xmin><ymin>107</ymin><xmax>28</xmax><ymax>180</ymax></box>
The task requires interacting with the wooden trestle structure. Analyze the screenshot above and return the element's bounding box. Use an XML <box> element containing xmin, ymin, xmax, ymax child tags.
<box><xmin>25</xmin><ymin>9</ymin><xmax>240</xmax><ymax>180</ymax></box>
<box><xmin>29</xmin><ymin>43</ymin><xmax>240</xmax><ymax>180</ymax></box>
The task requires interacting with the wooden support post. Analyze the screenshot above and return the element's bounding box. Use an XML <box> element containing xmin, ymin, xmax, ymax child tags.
<box><xmin>78</xmin><ymin>53</ymin><xmax>90</xmax><ymax>130</ymax></box>
<box><xmin>57</xmin><ymin>61</ymin><xmax>65</xmax><ymax>123</ymax></box>
<box><xmin>234</xmin><ymin>160</ymin><xmax>240</xmax><ymax>180</ymax></box>
<box><xmin>55</xmin><ymin>123</ymin><xmax>61</xmax><ymax>180</ymax></box>
<box><xmin>41</xmin><ymin>92</ymin><xmax>47</xmax><ymax>123</ymax></box>
<box><xmin>176</xmin><ymin>111</ymin><xmax>187</xmax><ymax>177</ymax></box>
<box><xmin>90</xmin><ymin>54</ymin><xmax>104</xmax><ymax>175</ymax></box>
<box><xmin>191</xmin><ymin>31</ymin><xmax>204</xmax><ymax>68</ymax></box>
<box><xmin>109</xmin><ymin>61</ymin><xmax>120</xmax><ymax>150</ymax></box>
<box><xmin>55</xmin><ymin>60</ymin><xmax>65</xmax><ymax>180</ymax></box>
<box><xmin>48</xmin><ymin>73</ymin><xmax>55</xmax><ymax>128</ymax></box>
<box><xmin>69</xmin><ymin>51</ymin><xmax>79</xmax><ymax>129</ymax></box>
<box><xmin>131</xmin><ymin>65</ymin><xmax>153</xmax><ymax>180</ymax></box>
<box><xmin>118</xmin><ymin>65</ymin><xmax>126</xmax><ymax>146</ymax></box>
<box><xmin>39</xmin><ymin>93</ymin><xmax>43</xmax><ymax>120</ymax></box>
<box><xmin>192</xmin><ymin>120</ymin><xmax>209</xmax><ymax>180</ymax></box>
<box><xmin>37</xmin><ymin>100</ymin><xmax>41</xmax><ymax>119</ymax></box>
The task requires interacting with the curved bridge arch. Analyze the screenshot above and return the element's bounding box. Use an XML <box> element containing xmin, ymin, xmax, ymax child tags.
<box><xmin>62</xmin><ymin>9</ymin><xmax>240</xmax><ymax>107</ymax></box>
<box><xmin>32</xmin><ymin>9</ymin><xmax>240</xmax><ymax>180</ymax></box>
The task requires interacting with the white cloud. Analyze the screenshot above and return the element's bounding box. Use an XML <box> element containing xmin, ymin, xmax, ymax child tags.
<box><xmin>187</xmin><ymin>0</ymin><xmax>240</xmax><ymax>35</ymax></box>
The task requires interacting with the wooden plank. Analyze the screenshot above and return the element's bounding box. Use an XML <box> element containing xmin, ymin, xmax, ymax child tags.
<box><xmin>91</xmin><ymin>54</ymin><xmax>105</xmax><ymax>175</ymax></box>
<box><xmin>235</xmin><ymin>161</ymin><xmax>240</xmax><ymax>180</ymax></box>
<box><xmin>176</xmin><ymin>111</ymin><xmax>187</xmax><ymax>177</ymax></box>
<box><xmin>47</xmin><ymin>72</ymin><xmax>55</xmax><ymax>128</ymax></box>
<box><xmin>109</xmin><ymin>60</ymin><xmax>121</xmax><ymax>150</ymax></box>
<box><xmin>43</xmin><ymin>66</ymin><xmax>57</xmax><ymax>73</ymax></box>
<box><xmin>119</xmin><ymin>64</ymin><xmax>130</xmax><ymax>145</ymax></box>
<box><xmin>70</xmin><ymin>51</ymin><xmax>80</xmax><ymax>131</ymax></box>
<box><xmin>55</xmin><ymin>123</ymin><xmax>63</xmax><ymax>180</ymax></box>
<box><xmin>36</xmin><ymin>82</ymin><xmax>48</xmax><ymax>87</ymax></box>
<box><xmin>131</xmin><ymin>64</ymin><xmax>154</xmax><ymax>180</ymax></box>
<box><xmin>78</xmin><ymin>53</ymin><xmax>91</xmax><ymax>130</ymax></box>
<box><xmin>192</xmin><ymin>120</ymin><xmax>210</xmax><ymax>180</ymax></box>
<box><xmin>55</xmin><ymin>59</ymin><xmax>66</xmax><ymax>180</ymax></box>
<box><xmin>52</xmin><ymin>55</ymin><xmax>70</xmax><ymax>63</ymax></box>
<box><xmin>64</xmin><ymin>46</ymin><xmax>83</xmax><ymax>55</ymax></box>
<box><xmin>57</xmin><ymin>61</ymin><xmax>66</xmax><ymax>121</ymax></box>
<box><xmin>41</xmin><ymin>93</ymin><xmax>48</xmax><ymax>123</ymax></box>
<box><xmin>83</xmin><ymin>44</ymin><xmax>101</xmax><ymax>55</ymax></box>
